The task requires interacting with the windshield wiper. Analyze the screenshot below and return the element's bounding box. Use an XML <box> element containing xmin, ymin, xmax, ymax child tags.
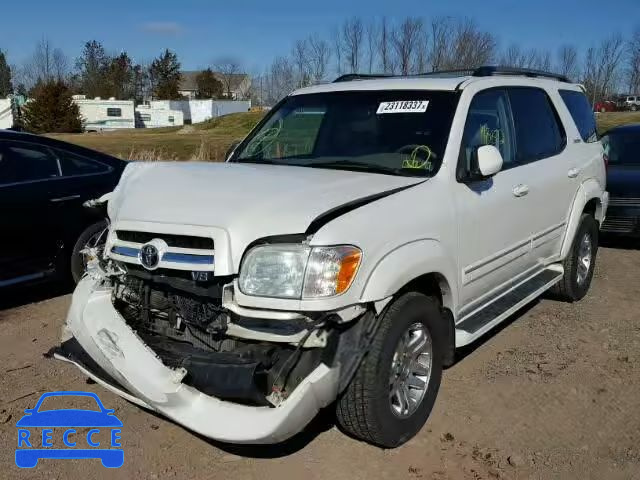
<box><xmin>308</xmin><ymin>160</ymin><xmax>425</xmax><ymax>177</ymax></box>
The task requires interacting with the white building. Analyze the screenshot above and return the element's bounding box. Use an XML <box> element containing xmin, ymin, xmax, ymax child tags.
<box><xmin>0</xmin><ymin>98</ymin><xmax>13</xmax><ymax>129</ymax></box>
<box><xmin>73</xmin><ymin>96</ymin><xmax>135</xmax><ymax>132</ymax></box>
<box><xmin>135</xmin><ymin>104</ymin><xmax>184</xmax><ymax>128</ymax></box>
<box><xmin>150</xmin><ymin>99</ymin><xmax>251</xmax><ymax>124</ymax></box>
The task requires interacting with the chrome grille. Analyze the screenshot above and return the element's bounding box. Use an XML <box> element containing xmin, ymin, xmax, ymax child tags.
<box><xmin>109</xmin><ymin>230</ymin><xmax>215</xmax><ymax>271</ymax></box>
<box><xmin>601</xmin><ymin>216</ymin><xmax>636</xmax><ymax>233</ymax></box>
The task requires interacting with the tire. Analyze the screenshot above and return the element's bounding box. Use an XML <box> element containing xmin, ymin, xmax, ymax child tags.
<box><xmin>551</xmin><ymin>213</ymin><xmax>598</xmax><ymax>302</ymax></box>
<box><xmin>632</xmin><ymin>105</ymin><xmax>638</xmax><ymax>112</ymax></box>
<box><xmin>336</xmin><ymin>292</ymin><xmax>444</xmax><ymax>448</ymax></box>
<box><xmin>70</xmin><ymin>220</ymin><xmax>108</xmax><ymax>283</ymax></box>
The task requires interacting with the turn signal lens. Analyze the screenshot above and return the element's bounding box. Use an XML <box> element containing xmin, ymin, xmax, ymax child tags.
<box><xmin>302</xmin><ymin>246</ymin><xmax>362</xmax><ymax>298</ymax></box>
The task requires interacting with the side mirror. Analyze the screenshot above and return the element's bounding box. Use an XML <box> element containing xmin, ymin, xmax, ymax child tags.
<box><xmin>475</xmin><ymin>145</ymin><xmax>503</xmax><ymax>178</ymax></box>
<box><xmin>225</xmin><ymin>140</ymin><xmax>242</xmax><ymax>161</ymax></box>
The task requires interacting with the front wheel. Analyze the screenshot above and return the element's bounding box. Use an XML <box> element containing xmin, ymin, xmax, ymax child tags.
<box><xmin>70</xmin><ymin>220</ymin><xmax>108</xmax><ymax>283</ymax></box>
<box><xmin>336</xmin><ymin>292</ymin><xmax>443</xmax><ymax>447</ymax></box>
<box><xmin>551</xmin><ymin>213</ymin><xmax>598</xmax><ymax>302</ymax></box>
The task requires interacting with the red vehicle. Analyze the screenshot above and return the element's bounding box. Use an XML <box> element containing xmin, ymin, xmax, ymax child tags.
<box><xmin>594</xmin><ymin>100</ymin><xmax>617</xmax><ymax>113</ymax></box>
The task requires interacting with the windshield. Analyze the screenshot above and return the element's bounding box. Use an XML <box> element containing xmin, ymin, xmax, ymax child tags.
<box><xmin>602</xmin><ymin>132</ymin><xmax>640</xmax><ymax>166</ymax></box>
<box><xmin>233</xmin><ymin>90</ymin><xmax>459</xmax><ymax>177</ymax></box>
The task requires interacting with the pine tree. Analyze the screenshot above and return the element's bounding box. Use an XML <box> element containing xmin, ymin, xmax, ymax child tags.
<box><xmin>195</xmin><ymin>68</ymin><xmax>223</xmax><ymax>98</ymax></box>
<box><xmin>150</xmin><ymin>49</ymin><xmax>182</xmax><ymax>99</ymax></box>
<box><xmin>0</xmin><ymin>51</ymin><xmax>13</xmax><ymax>97</ymax></box>
<box><xmin>21</xmin><ymin>80</ymin><xmax>82</xmax><ymax>133</ymax></box>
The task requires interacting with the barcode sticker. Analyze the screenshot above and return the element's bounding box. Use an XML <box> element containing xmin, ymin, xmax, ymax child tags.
<box><xmin>377</xmin><ymin>100</ymin><xmax>429</xmax><ymax>114</ymax></box>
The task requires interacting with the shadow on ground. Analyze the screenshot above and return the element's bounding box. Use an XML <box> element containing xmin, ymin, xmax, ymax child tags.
<box><xmin>0</xmin><ymin>279</ymin><xmax>74</xmax><ymax>311</ymax></box>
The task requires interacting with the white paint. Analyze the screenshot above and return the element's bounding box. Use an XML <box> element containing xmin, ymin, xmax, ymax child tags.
<box><xmin>0</xmin><ymin>98</ymin><xmax>13</xmax><ymax>129</ymax></box>
<box><xmin>62</xmin><ymin>73</ymin><xmax>608</xmax><ymax>444</ymax></box>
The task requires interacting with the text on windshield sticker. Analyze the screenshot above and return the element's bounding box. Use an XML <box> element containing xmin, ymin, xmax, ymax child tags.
<box><xmin>377</xmin><ymin>101</ymin><xmax>429</xmax><ymax>114</ymax></box>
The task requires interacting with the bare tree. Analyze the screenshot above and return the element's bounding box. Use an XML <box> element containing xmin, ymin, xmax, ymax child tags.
<box><xmin>340</xmin><ymin>17</ymin><xmax>364</xmax><ymax>73</ymax></box>
<box><xmin>379</xmin><ymin>17</ymin><xmax>393</xmax><ymax>74</ymax></box>
<box><xmin>626</xmin><ymin>27</ymin><xmax>640</xmax><ymax>93</ymax></box>
<box><xmin>214</xmin><ymin>57</ymin><xmax>242</xmax><ymax>98</ymax></box>
<box><xmin>265</xmin><ymin>56</ymin><xmax>296</xmax><ymax>104</ymax></box>
<box><xmin>391</xmin><ymin>18</ymin><xmax>424</xmax><ymax>75</ymax></box>
<box><xmin>557</xmin><ymin>45</ymin><xmax>580</xmax><ymax>80</ymax></box>
<box><xmin>332</xmin><ymin>26</ymin><xmax>343</xmax><ymax>75</ymax></box>
<box><xmin>449</xmin><ymin>19</ymin><xmax>496</xmax><ymax>69</ymax></box>
<box><xmin>23</xmin><ymin>37</ymin><xmax>68</xmax><ymax>87</ymax></box>
<box><xmin>429</xmin><ymin>17</ymin><xmax>454</xmax><ymax>72</ymax></box>
<box><xmin>291</xmin><ymin>39</ymin><xmax>311</xmax><ymax>88</ymax></box>
<box><xmin>308</xmin><ymin>34</ymin><xmax>331</xmax><ymax>83</ymax></box>
<box><xmin>582</xmin><ymin>34</ymin><xmax>626</xmax><ymax>104</ymax></box>
<box><xmin>365</xmin><ymin>22</ymin><xmax>378</xmax><ymax>73</ymax></box>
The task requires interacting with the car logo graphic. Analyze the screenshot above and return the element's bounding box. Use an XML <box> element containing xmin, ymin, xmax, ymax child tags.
<box><xmin>15</xmin><ymin>391</ymin><xmax>123</xmax><ymax>468</ymax></box>
<box><xmin>139</xmin><ymin>243</ymin><xmax>160</xmax><ymax>270</ymax></box>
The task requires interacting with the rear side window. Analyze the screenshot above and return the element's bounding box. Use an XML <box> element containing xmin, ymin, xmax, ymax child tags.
<box><xmin>53</xmin><ymin>148</ymin><xmax>110</xmax><ymax>176</ymax></box>
<box><xmin>508</xmin><ymin>88</ymin><xmax>566</xmax><ymax>164</ymax></box>
<box><xmin>559</xmin><ymin>90</ymin><xmax>598</xmax><ymax>143</ymax></box>
<box><xmin>0</xmin><ymin>141</ymin><xmax>60</xmax><ymax>185</ymax></box>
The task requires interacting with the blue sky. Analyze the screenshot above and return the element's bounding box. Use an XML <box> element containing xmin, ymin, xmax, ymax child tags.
<box><xmin>2</xmin><ymin>0</ymin><xmax>639</xmax><ymax>74</ymax></box>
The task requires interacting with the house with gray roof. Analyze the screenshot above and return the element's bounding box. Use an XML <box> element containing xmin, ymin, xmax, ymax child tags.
<box><xmin>179</xmin><ymin>71</ymin><xmax>251</xmax><ymax>100</ymax></box>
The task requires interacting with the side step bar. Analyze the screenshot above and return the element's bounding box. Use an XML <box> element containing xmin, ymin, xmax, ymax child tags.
<box><xmin>455</xmin><ymin>265</ymin><xmax>564</xmax><ymax>347</ymax></box>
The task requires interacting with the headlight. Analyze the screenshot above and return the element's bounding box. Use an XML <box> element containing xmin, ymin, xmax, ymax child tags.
<box><xmin>239</xmin><ymin>244</ymin><xmax>362</xmax><ymax>299</ymax></box>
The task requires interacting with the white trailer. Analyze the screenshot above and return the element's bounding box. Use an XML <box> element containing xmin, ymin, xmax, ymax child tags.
<box><xmin>73</xmin><ymin>96</ymin><xmax>135</xmax><ymax>131</ymax></box>
<box><xmin>0</xmin><ymin>98</ymin><xmax>13</xmax><ymax>129</ymax></box>
<box><xmin>135</xmin><ymin>104</ymin><xmax>184</xmax><ymax>128</ymax></box>
<box><xmin>150</xmin><ymin>99</ymin><xmax>251</xmax><ymax>124</ymax></box>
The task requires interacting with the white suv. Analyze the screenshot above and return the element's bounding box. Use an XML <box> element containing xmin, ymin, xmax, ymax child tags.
<box><xmin>624</xmin><ymin>95</ymin><xmax>640</xmax><ymax>111</ymax></box>
<box><xmin>54</xmin><ymin>67</ymin><xmax>608</xmax><ymax>448</ymax></box>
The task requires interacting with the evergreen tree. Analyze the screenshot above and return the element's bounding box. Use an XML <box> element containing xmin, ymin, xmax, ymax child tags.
<box><xmin>0</xmin><ymin>51</ymin><xmax>13</xmax><ymax>97</ymax></box>
<box><xmin>196</xmin><ymin>68</ymin><xmax>223</xmax><ymax>98</ymax></box>
<box><xmin>150</xmin><ymin>49</ymin><xmax>182</xmax><ymax>99</ymax></box>
<box><xmin>75</xmin><ymin>40</ymin><xmax>110</xmax><ymax>97</ymax></box>
<box><xmin>21</xmin><ymin>80</ymin><xmax>82</xmax><ymax>133</ymax></box>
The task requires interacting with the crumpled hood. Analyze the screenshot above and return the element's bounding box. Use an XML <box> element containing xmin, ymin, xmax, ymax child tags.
<box><xmin>109</xmin><ymin>161</ymin><xmax>422</xmax><ymax>242</ymax></box>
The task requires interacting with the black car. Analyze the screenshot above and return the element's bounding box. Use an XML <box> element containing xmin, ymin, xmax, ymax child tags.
<box><xmin>601</xmin><ymin>124</ymin><xmax>640</xmax><ymax>237</ymax></box>
<box><xmin>0</xmin><ymin>130</ymin><xmax>127</xmax><ymax>288</ymax></box>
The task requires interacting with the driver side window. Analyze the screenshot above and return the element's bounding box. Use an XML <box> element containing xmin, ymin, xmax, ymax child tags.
<box><xmin>459</xmin><ymin>89</ymin><xmax>515</xmax><ymax>178</ymax></box>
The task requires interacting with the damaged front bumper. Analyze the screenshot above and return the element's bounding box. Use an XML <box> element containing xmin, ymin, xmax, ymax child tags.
<box><xmin>53</xmin><ymin>275</ymin><xmax>374</xmax><ymax>444</ymax></box>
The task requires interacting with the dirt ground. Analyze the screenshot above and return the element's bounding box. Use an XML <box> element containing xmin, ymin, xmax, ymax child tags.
<box><xmin>1</xmin><ymin>242</ymin><xmax>639</xmax><ymax>480</ymax></box>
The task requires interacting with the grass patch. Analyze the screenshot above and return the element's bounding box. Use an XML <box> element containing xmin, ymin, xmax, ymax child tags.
<box><xmin>48</xmin><ymin>112</ymin><xmax>264</xmax><ymax>161</ymax></box>
<box><xmin>596</xmin><ymin>112</ymin><xmax>640</xmax><ymax>134</ymax></box>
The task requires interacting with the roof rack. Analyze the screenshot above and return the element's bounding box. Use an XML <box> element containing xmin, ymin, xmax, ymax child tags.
<box><xmin>333</xmin><ymin>73</ymin><xmax>394</xmax><ymax>82</ymax></box>
<box><xmin>472</xmin><ymin>66</ymin><xmax>570</xmax><ymax>83</ymax></box>
<box><xmin>333</xmin><ymin>66</ymin><xmax>570</xmax><ymax>84</ymax></box>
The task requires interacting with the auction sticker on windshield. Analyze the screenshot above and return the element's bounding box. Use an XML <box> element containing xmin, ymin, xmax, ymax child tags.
<box><xmin>377</xmin><ymin>100</ymin><xmax>429</xmax><ymax>114</ymax></box>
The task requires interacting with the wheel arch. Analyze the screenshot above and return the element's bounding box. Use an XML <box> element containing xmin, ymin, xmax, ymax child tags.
<box><xmin>359</xmin><ymin>239</ymin><xmax>458</xmax><ymax>366</ymax></box>
<box><xmin>560</xmin><ymin>180</ymin><xmax>604</xmax><ymax>259</ymax></box>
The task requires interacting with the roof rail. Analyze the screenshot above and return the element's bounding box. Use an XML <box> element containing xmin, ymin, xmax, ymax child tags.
<box><xmin>333</xmin><ymin>73</ymin><xmax>394</xmax><ymax>83</ymax></box>
<box><xmin>333</xmin><ymin>66</ymin><xmax>570</xmax><ymax>84</ymax></box>
<box><xmin>472</xmin><ymin>66</ymin><xmax>570</xmax><ymax>83</ymax></box>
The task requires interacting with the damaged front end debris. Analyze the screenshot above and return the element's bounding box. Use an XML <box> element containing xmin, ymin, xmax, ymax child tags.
<box><xmin>52</xmin><ymin>253</ymin><xmax>379</xmax><ymax>443</ymax></box>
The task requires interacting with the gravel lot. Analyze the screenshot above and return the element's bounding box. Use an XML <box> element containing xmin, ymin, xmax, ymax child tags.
<box><xmin>1</xmin><ymin>242</ymin><xmax>639</xmax><ymax>479</ymax></box>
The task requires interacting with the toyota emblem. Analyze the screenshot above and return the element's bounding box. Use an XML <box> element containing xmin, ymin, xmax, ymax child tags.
<box><xmin>139</xmin><ymin>244</ymin><xmax>160</xmax><ymax>270</ymax></box>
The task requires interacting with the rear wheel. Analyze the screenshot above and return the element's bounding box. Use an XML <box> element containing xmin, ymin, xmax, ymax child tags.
<box><xmin>551</xmin><ymin>213</ymin><xmax>598</xmax><ymax>302</ymax></box>
<box><xmin>336</xmin><ymin>292</ymin><xmax>443</xmax><ymax>448</ymax></box>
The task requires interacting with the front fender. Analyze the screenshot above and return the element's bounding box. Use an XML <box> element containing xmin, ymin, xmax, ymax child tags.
<box><xmin>560</xmin><ymin>179</ymin><xmax>607</xmax><ymax>259</ymax></box>
<box><xmin>359</xmin><ymin>239</ymin><xmax>458</xmax><ymax>313</ymax></box>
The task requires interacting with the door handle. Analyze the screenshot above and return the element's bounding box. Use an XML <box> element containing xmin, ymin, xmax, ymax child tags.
<box><xmin>568</xmin><ymin>168</ymin><xmax>580</xmax><ymax>178</ymax></box>
<box><xmin>50</xmin><ymin>195</ymin><xmax>81</xmax><ymax>203</ymax></box>
<box><xmin>512</xmin><ymin>184</ymin><xmax>529</xmax><ymax>197</ymax></box>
